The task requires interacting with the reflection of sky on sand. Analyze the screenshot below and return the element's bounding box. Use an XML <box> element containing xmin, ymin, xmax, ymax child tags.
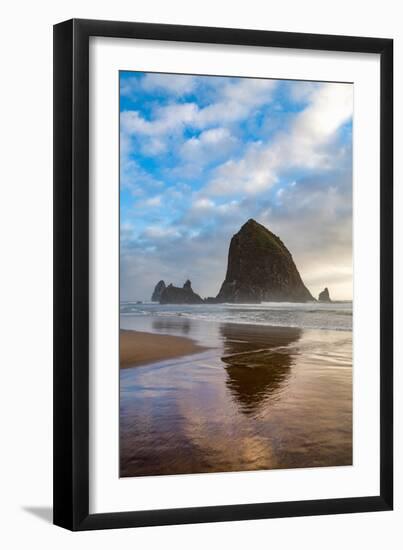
<box><xmin>120</xmin><ymin>316</ymin><xmax>352</xmax><ymax>477</ymax></box>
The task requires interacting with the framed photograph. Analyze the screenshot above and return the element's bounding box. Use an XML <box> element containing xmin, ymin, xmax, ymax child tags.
<box><xmin>53</xmin><ymin>19</ymin><xmax>393</xmax><ymax>530</ymax></box>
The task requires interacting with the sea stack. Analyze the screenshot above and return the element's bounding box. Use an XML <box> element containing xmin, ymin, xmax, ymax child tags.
<box><xmin>318</xmin><ymin>287</ymin><xmax>331</xmax><ymax>302</ymax></box>
<box><xmin>151</xmin><ymin>280</ymin><xmax>166</xmax><ymax>302</ymax></box>
<box><xmin>160</xmin><ymin>280</ymin><xmax>204</xmax><ymax>304</ymax></box>
<box><xmin>216</xmin><ymin>219</ymin><xmax>314</xmax><ymax>303</ymax></box>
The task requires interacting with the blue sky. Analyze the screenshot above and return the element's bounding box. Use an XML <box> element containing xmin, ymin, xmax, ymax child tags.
<box><xmin>120</xmin><ymin>71</ymin><xmax>353</xmax><ymax>301</ymax></box>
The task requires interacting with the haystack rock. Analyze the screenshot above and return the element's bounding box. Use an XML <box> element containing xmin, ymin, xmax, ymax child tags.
<box><xmin>151</xmin><ymin>280</ymin><xmax>166</xmax><ymax>302</ymax></box>
<box><xmin>160</xmin><ymin>280</ymin><xmax>204</xmax><ymax>304</ymax></box>
<box><xmin>216</xmin><ymin>219</ymin><xmax>314</xmax><ymax>303</ymax></box>
<box><xmin>318</xmin><ymin>287</ymin><xmax>331</xmax><ymax>302</ymax></box>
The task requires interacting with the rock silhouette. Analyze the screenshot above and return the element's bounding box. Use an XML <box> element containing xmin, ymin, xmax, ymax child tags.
<box><xmin>151</xmin><ymin>280</ymin><xmax>166</xmax><ymax>302</ymax></box>
<box><xmin>160</xmin><ymin>280</ymin><xmax>204</xmax><ymax>304</ymax></box>
<box><xmin>318</xmin><ymin>287</ymin><xmax>331</xmax><ymax>302</ymax></box>
<box><xmin>216</xmin><ymin>219</ymin><xmax>314</xmax><ymax>303</ymax></box>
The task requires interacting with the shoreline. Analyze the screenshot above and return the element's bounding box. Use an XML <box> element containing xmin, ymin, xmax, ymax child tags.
<box><xmin>120</xmin><ymin>302</ymin><xmax>353</xmax><ymax>333</ymax></box>
<box><xmin>120</xmin><ymin>329</ymin><xmax>209</xmax><ymax>368</ymax></box>
<box><xmin>120</xmin><ymin>319</ymin><xmax>352</xmax><ymax>476</ymax></box>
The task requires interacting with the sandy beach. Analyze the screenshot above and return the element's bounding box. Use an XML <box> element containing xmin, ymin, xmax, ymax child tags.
<box><xmin>120</xmin><ymin>314</ymin><xmax>352</xmax><ymax>477</ymax></box>
<box><xmin>120</xmin><ymin>329</ymin><xmax>209</xmax><ymax>368</ymax></box>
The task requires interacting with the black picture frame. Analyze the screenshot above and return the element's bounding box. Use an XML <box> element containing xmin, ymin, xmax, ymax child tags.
<box><xmin>53</xmin><ymin>18</ymin><xmax>393</xmax><ymax>531</ymax></box>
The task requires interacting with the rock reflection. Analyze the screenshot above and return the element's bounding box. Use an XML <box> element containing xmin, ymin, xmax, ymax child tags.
<box><xmin>220</xmin><ymin>324</ymin><xmax>302</xmax><ymax>415</ymax></box>
<box><xmin>152</xmin><ymin>317</ymin><xmax>191</xmax><ymax>334</ymax></box>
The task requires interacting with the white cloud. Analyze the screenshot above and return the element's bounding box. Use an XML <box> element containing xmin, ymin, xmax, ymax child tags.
<box><xmin>120</xmin><ymin>103</ymin><xmax>199</xmax><ymax>137</ymax></box>
<box><xmin>295</xmin><ymin>83</ymin><xmax>353</xmax><ymax>140</ymax></box>
<box><xmin>205</xmin><ymin>82</ymin><xmax>353</xmax><ymax>196</ymax></box>
<box><xmin>141</xmin><ymin>73</ymin><xmax>197</xmax><ymax>94</ymax></box>
<box><xmin>120</xmin><ymin>77</ymin><xmax>278</xmax><ymax>176</ymax></box>
<box><xmin>179</xmin><ymin>127</ymin><xmax>238</xmax><ymax>170</ymax></box>
<box><xmin>121</xmin><ymin>166</ymin><xmax>353</xmax><ymax>301</ymax></box>
<box><xmin>142</xmin><ymin>226</ymin><xmax>181</xmax><ymax>239</ymax></box>
<box><xmin>121</xmin><ymin>77</ymin><xmax>278</xmax><ymax>143</ymax></box>
<box><xmin>140</xmin><ymin>137</ymin><xmax>168</xmax><ymax>156</ymax></box>
<box><xmin>120</xmin><ymin>73</ymin><xmax>197</xmax><ymax>98</ymax></box>
<box><xmin>120</xmin><ymin>159</ymin><xmax>164</xmax><ymax>196</ymax></box>
<box><xmin>287</xmin><ymin>81</ymin><xmax>319</xmax><ymax>103</ymax></box>
<box><xmin>197</xmin><ymin>127</ymin><xmax>231</xmax><ymax>144</ymax></box>
<box><xmin>195</xmin><ymin>78</ymin><xmax>276</xmax><ymax>126</ymax></box>
<box><xmin>206</xmin><ymin>141</ymin><xmax>278</xmax><ymax>195</ymax></box>
<box><xmin>120</xmin><ymin>79</ymin><xmax>353</xmax><ymax>301</ymax></box>
<box><xmin>182</xmin><ymin>127</ymin><xmax>234</xmax><ymax>153</ymax></box>
<box><xmin>182</xmin><ymin>194</ymin><xmax>242</xmax><ymax>226</ymax></box>
<box><xmin>120</xmin><ymin>222</ymin><xmax>135</xmax><ymax>247</ymax></box>
<box><xmin>193</xmin><ymin>198</ymin><xmax>215</xmax><ymax>210</ymax></box>
<box><xmin>144</xmin><ymin>195</ymin><xmax>162</xmax><ymax>207</ymax></box>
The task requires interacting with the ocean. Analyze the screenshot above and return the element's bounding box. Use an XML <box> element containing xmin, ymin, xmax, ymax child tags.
<box><xmin>120</xmin><ymin>300</ymin><xmax>352</xmax><ymax>332</ymax></box>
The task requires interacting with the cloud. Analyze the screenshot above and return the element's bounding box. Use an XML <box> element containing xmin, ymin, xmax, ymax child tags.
<box><xmin>120</xmin><ymin>73</ymin><xmax>197</xmax><ymax>98</ymax></box>
<box><xmin>257</xmin><ymin>167</ymin><xmax>353</xmax><ymax>299</ymax></box>
<box><xmin>193</xmin><ymin>198</ymin><xmax>215</xmax><ymax>210</ymax></box>
<box><xmin>195</xmin><ymin>78</ymin><xmax>277</xmax><ymax>126</ymax></box>
<box><xmin>205</xmin><ymin>82</ymin><xmax>353</xmax><ymax>196</ymax></box>
<box><xmin>121</xmin><ymin>76</ymin><xmax>277</xmax><ymax>140</ymax></box>
<box><xmin>286</xmin><ymin>80</ymin><xmax>320</xmax><ymax>103</ymax></box>
<box><xmin>179</xmin><ymin>127</ymin><xmax>239</xmax><ymax>174</ymax></box>
<box><xmin>182</xmin><ymin>196</ymin><xmax>242</xmax><ymax>226</ymax></box>
<box><xmin>141</xmin><ymin>73</ymin><xmax>197</xmax><ymax>94</ymax></box>
<box><xmin>120</xmin><ymin>159</ymin><xmax>164</xmax><ymax>196</ymax></box>
<box><xmin>142</xmin><ymin>225</ymin><xmax>181</xmax><ymax>240</ymax></box>
<box><xmin>295</xmin><ymin>83</ymin><xmax>353</xmax><ymax>140</ymax></box>
<box><xmin>120</xmin><ymin>76</ymin><xmax>353</xmax><ymax>301</ymax></box>
<box><xmin>206</xmin><ymin>141</ymin><xmax>278</xmax><ymax>195</ymax></box>
<box><xmin>120</xmin><ymin>102</ymin><xmax>198</xmax><ymax>137</ymax></box>
<box><xmin>120</xmin><ymin>75</ymin><xmax>278</xmax><ymax>183</ymax></box>
<box><xmin>144</xmin><ymin>195</ymin><xmax>162</xmax><ymax>207</ymax></box>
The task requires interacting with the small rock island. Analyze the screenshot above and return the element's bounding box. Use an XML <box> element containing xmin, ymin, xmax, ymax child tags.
<box><xmin>151</xmin><ymin>280</ymin><xmax>166</xmax><ymax>302</ymax></box>
<box><xmin>318</xmin><ymin>287</ymin><xmax>331</xmax><ymax>302</ymax></box>
<box><xmin>156</xmin><ymin>280</ymin><xmax>204</xmax><ymax>304</ymax></box>
<box><xmin>151</xmin><ymin>219</ymin><xmax>325</xmax><ymax>304</ymax></box>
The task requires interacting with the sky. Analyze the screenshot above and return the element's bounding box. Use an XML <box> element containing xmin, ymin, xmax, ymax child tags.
<box><xmin>120</xmin><ymin>71</ymin><xmax>353</xmax><ymax>302</ymax></box>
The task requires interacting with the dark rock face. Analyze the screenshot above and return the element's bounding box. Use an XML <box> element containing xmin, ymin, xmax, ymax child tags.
<box><xmin>318</xmin><ymin>287</ymin><xmax>331</xmax><ymax>302</ymax></box>
<box><xmin>160</xmin><ymin>281</ymin><xmax>204</xmax><ymax>304</ymax></box>
<box><xmin>183</xmin><ymin>279</ymin><xmax>192</xmax><ymax>291</ymax></box>
<box><xmin>151</xmin><ymin>280</ymin><xmax>166</xmax><ymax>302</ymax></box>
<box><xmin>216</xmin><ymin>219</ymin><xmax>314</xmax><ymax>303</ymax></box>
<box><xmin>204</xmin><ymin>297</ymin><xmax>218</xmax><ymax>304</ymax></box>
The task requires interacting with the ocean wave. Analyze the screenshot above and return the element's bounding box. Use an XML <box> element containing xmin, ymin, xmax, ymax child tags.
<box><xmin>119</xmin><ymin>302</ymin><xmax>352</xmax><ymax>331</ymax></box>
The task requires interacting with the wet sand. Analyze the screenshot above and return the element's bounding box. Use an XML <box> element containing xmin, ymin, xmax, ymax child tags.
<box><xmin>120</xmin><ymin>329</ymin><xmax>209</xmax><ymax>368</ymax></box>
<box><xmin>120</xmin><ymin>316</ymin><xmax>352</xmax><ymax>477</ymax></box>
